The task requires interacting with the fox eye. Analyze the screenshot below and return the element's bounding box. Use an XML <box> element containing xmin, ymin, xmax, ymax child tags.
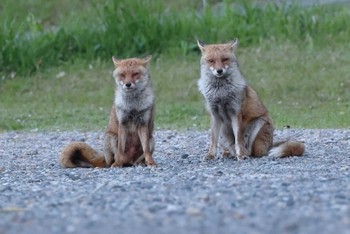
<box><xmin>132</xmin><ymin>72</ymin><xmax>139</xmax><ymax>77</ymax></box>
<box><xmin>222</xmin><ymin>58</ymin><xmax>230</xmax><ymax>62</ymax></box>
<box><xmin>207</xmin><ymin>59</ymin><xmax>214</xmax><ymax>64</ymax></box>
<box><xmin>119</xmin><ymin>73</ymin><xmax>126</xmax><ymax>79</ymax></box>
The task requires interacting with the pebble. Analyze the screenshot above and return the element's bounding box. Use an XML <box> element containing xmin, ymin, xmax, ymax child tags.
<box><xmin>181</xmin><ymin>154</ymin><xmax>189</xmax><ymax>159</ymax></box>
<box><xmin>186</xmin><ymin>207</ymin><xmax>202</xmax><ymax>216</ymax></box>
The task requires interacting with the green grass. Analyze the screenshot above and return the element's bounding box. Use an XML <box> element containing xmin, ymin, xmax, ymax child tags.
<box><xmin>1</xmin><ymin>0</ymin><xmax>350</xmax><ymax>75</ymax></box>
<box><xmin>0</xmin><ymin>0</ymin><xmax>349</xmax><ymax>131</ymax></box>
<box><xmin>1</xmin><ymin>41</ymin><xmax>349</xmax><ymax>131</ymax></box>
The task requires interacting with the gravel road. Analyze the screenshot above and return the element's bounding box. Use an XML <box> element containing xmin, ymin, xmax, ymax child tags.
<box><xmin>0</xmin><ymin>129</ymin><xmax>349</xmax><ymax>234</ymax></box>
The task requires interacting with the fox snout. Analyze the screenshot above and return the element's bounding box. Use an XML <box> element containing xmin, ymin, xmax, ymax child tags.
<box><xmin>122</xmin><ymin>81</ymin><xmax>136</xmax><ymax>91</ymax></box>
<box><xmin>125</xmin><ymin>82</ymin><xmax>132</xmax><ymax>88</ymax></box>
<box><xmin>210</xmin><ymin>66</ymin><xmax>227</xmax><ymax>78</ymax></box>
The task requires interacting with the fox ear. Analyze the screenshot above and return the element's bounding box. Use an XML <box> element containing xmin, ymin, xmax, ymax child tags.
<box><xmin>112</xmin><ymin>56</ymin><xmax>120</xmax><ymax>67</ymax></box>
<box><xmin>230</xmin><ymin>38</ymin><xmax>238</xmax><ymax>49</ymax></box>
<box><xmin>141</xmin><ymin>55</ymin><xmax>152</xmax><ymax>66</ymax></box>
<box><xmin>143</xmin><ymin>55</ymin><xmax>152</xmax><ymax>63</ymax></box>
<box><xmin>197</xmin><ymin>40</ymin><xmax>206</xmax><ymax>52</ymax></box>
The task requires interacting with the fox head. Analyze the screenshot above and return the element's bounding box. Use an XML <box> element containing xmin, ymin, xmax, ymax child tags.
<box><xmin>112</xmin><ymin>56</ymin><xmax>152</xmax><ymax>92</ymax></box>
<box><xmin>197</xmin><ymin>39</ymin><xmax>238</xmax><ymax>78</ymax></box>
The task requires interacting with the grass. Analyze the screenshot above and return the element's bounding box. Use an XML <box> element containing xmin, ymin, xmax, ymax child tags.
<box><xmin>1</xmin><ymin>0</ymin><xmax>350</xmax><ymax>75</ymax></box>
<box><xmin>1</xmin><ymin>41</ymin><xmax>349</xmax><ymax>131</ymax></box>
<box><xmin>0</xmin><ymin>0</ymin><xmax>349</xmax><ymax>131</ymax></box>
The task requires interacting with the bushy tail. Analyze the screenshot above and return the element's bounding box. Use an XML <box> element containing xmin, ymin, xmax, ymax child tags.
<box><xmin>268</xmin><ymin>141</ymin><xmax>305</xmax><ymax>158</ymax></box>
<box><xmin>59</xmin><ymin>142</ymin><xmax>108</xmax><ymax>168</ymax></box>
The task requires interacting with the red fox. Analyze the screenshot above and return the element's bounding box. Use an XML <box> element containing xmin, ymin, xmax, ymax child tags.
<box><xmin>59</xmin><ymin>56</ymin><xmax>156</xmax><ymax>167</ymax></box>
<box><xmin>197</xmin><ymin>39</ymin><xmax>304</xmax><ymax>160</ymax></box>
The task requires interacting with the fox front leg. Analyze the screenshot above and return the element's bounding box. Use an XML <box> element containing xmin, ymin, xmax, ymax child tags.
<box><xmin>231</xmin><ymin>114</ymin><xmax>249</xmax><ymax>160</ymax></box>
<box><xmin>206</xmin><ymin>112</ymin><xmax>222</xmax><ymax>160</ymax></box>
<box><xmin>219</xmin><ymin>124</ymin><xmax>236</xmax><ymax>158</ymax></box>
<box><xmin>111</xmin><ymin>125</ymin><xmax>127</xmax><ymax>167</ymax></box>
<box><xmin>103</xmin><ymin>133</ymin><xmax>118</xmax><ymax>166</ymax></box>
<box><xmin>138</xmin><ymin>126</ymin><xmax>157</xmax><ymax>166</ymax></box>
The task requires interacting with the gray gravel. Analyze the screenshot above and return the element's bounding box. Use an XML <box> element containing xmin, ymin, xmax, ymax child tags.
<box><xmin>0</xmin><ymin>129</ymin><xmax>349</xmax><ymax>234</ymax></box>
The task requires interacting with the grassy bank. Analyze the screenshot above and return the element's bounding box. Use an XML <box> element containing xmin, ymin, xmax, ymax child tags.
<box><xmin>1</xmin><ymin>41</ymin><xmax>349</xmax><ymax>131</ymax></box>
<box><xmin>0</xmin><ymin>0</ymin><xmax>349</xmax><ymax>131</ymax></box>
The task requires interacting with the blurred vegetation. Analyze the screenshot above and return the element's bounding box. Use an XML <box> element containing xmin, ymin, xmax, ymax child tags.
<box><xmin>0</xmin><ymin>0</ymin><xmax>349</xmax><ymax>131</ymax></box>
<box><xmin>1</xmin><ymin>0</ymin><xmax>350</xmax><ymax>76</ymax></box>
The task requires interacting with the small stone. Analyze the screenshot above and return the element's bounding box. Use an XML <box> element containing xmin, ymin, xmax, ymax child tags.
<box><xmin>286</xmin><ymin>197</ymin><xmax>295</xmax><ymax>207</ymax></box>
<box><xmin>181</xmin><ymin>154</ymin><xmax>189</xmax><ymax>159</ymax></box>
<box><xmin>186</xmin><ymin>207</ymin><xmax>202</xmax><ymax>216</ymax></box>
<box><xmin>27</xmin><ymin>150</ymin><xmax>39</xmax><ymax>155</ymax></box>
<box><xmin>167</xmin><ymin>135</ymin><xmax>174</xmax><ymax>139</ymax></box>
<box><xmin>148</xmin><ymin>204</ymin><xmax>166</xmax><ymax>213</ymax></box>
<box><xmin>166</xmin><ymin>205</ymin><xmax>181</xmax><ymax>214</ymax></box>
<box><xmin>232</xmin><ymin>212</ymin><xmax>245</xmax><ymax>220</ymax></box>
<box><xmin>215</xmin><ymin>171</ymin><xmax>224</xmax><ymax>176</ymax></box>
<box><xmin>0</xmin><ymin>186</ymin><xmax>12</xmax><ymax>192</ymax></box>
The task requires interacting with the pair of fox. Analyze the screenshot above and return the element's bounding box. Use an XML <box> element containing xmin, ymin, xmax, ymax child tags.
<box><xmin>59</xmin><ymin>39</ymin><xmax>305</xmax><ymax>168</ymax></box>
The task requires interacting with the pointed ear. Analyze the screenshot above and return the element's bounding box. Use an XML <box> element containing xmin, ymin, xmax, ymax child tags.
<box><xmin>143</xmin><ymin>55</ymin><xmax>152</xmax><ymax>63</ymax></box>
<box><xmin>197</xmin><ymin>39</ymin><xmax>206</xmax><ymax>52</ymax></box>
<box><xmin>230</xmin><ymin>38</ymin><xmax>238</xmax><ymax>50</ymax></box>
<box><xmin>141</xmin><ymin>55</ymin><xmax>152</xmax><ymax>66</ymax></box>
<box><xmin>112</xmin><ymin>56</ymin><xmax>120</xmax><ymax>67</ymax></box>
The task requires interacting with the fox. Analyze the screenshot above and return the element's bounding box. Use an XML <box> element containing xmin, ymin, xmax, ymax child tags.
<box><xmin>59</xmin><ymin>56</ymin><xmax>156</xmax><ymax>168</ymax></box>
<box><xmin>197</xmin><ymin>38</ymin><xmax>305</xmax><ymax>160</ymax></box>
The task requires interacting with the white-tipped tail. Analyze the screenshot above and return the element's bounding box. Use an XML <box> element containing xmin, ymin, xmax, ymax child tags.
<box><xmin>268</xmin><ymin>141</ymin><xmax>305</xmax><ymax>158</ymax></box>
<box><xmin>268</xmin><ymin>145</ymin><xmax>285</xmax><ymax>158</ymax></box>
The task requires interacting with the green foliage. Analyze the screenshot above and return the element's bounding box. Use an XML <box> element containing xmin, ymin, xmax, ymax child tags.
<box><xmin>0</xmin><ymin>0</ymin><xmax>349</xmax><ymax>131</ymax></box>
<box><xmin>0</xmin><ymin>42</ymin><xmax>349</xmax><ymax>131</ymax></box>
<box><xmin>1</xmin><ymin>0</ymin><xmax>350</xmax><ymax>75</ymax></box>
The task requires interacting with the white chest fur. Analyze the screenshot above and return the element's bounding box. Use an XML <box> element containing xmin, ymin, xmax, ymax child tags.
<box><xmin>114</xmin><ymin>86</ymin><xmax>154</xmax><ymax>125</ymax></box>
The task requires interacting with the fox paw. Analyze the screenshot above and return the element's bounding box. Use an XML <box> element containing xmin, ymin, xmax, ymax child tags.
<box><xmin>222</xmin><ymin>149</ymin><xmax>231</xmax><ymax>158</ymax></box>
<box><xmin>204</xmin><ymin>154</ymin><xmax>215</xmax><ymax>160</ymax></box>
<box><xmin>237</xmin><ymin>154</ymin><xmax>249</xmax><ymax>160</ymax></box>
<box><xmin>133</xmin><ymin>161</ymin><xmax>146</xmax><ymax>167</ymax></box>
<box><xmin>146</xmin><ymin>159</ymin><xmax>157</xmax><ymax>167</ymax></box>
<box><xmin>111</xmin><ymin>161</ymin><xmax>123</xmax><ymax>167</ymax></box>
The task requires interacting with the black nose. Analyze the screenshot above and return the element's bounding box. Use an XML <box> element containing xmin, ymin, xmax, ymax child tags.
<box><xmin>125</xmin><ymin>83</ymin><xmax>132</xmax><ymax>88</ymax></box>
<box><xmin>217</xmin><ymin>69</ymin><xmax>223</xmax><ymax>74</ymax></box>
